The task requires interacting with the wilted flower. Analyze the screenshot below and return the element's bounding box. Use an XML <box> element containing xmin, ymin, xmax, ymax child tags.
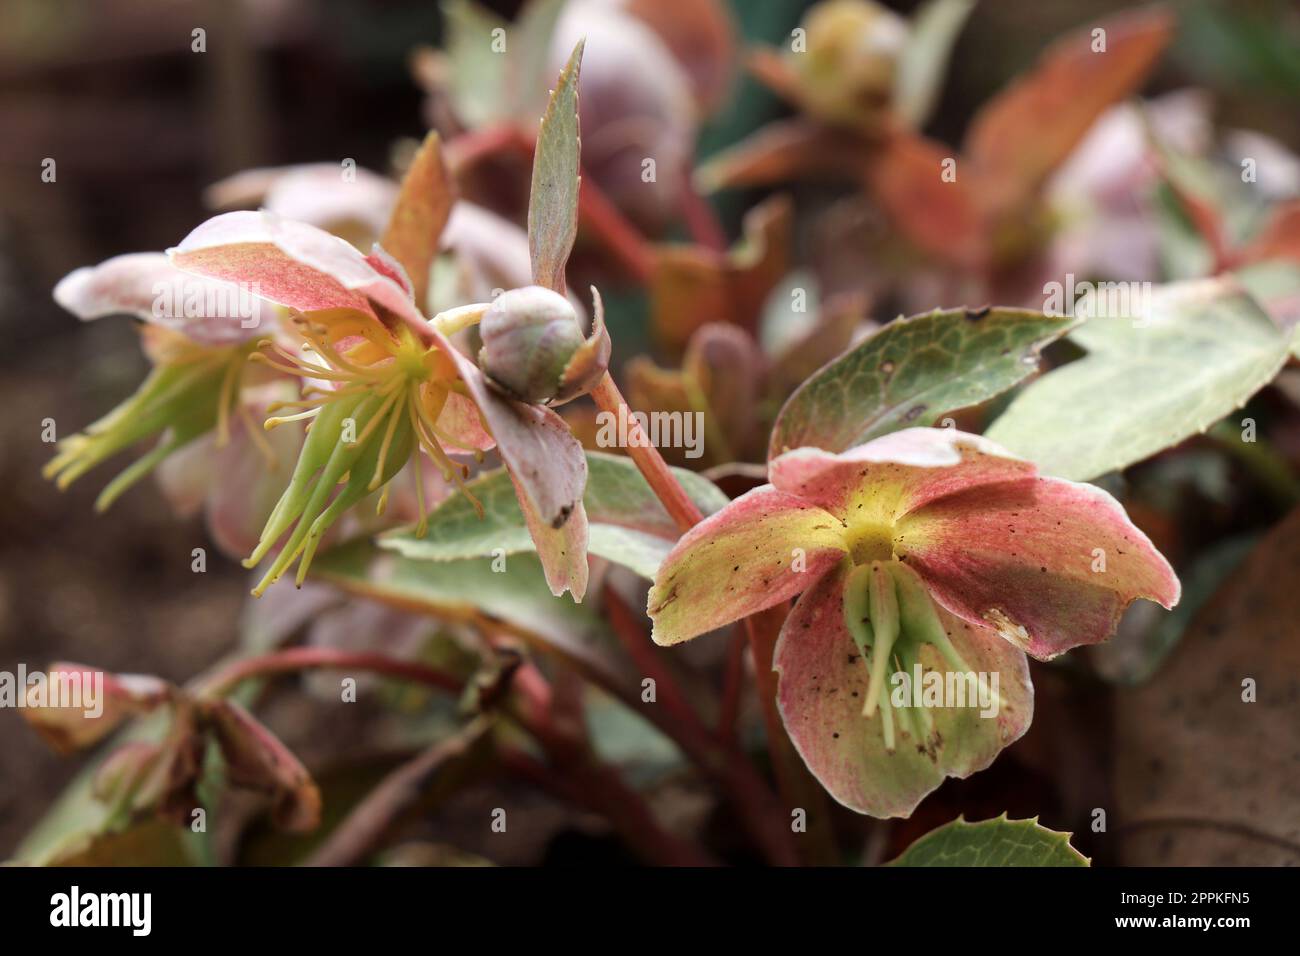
<box><xmin>20</xmin><ymin>663</ymin><xmax>169</xmax><ymax>754</ymax></box>
<box><xmin>23</xmin><ymin>663</ymin><xmax>319</xmax><ymax>833</ymax></box>
<box><xmin>648</xmin><ymin>427</ymin><xmax>1179</xmax><ymax>815</ymax></box>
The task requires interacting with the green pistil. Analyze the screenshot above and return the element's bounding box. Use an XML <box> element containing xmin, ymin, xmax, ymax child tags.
<box><xmin>844</xmin><ymin>557</ymin><xmax>987</xmax><ymax>753</ymax></box>
<box><xmin>862</xmin><ymin>561</ymin><xmax>898</xmax><ymax>722</ymax></box>
<box><xmin>246</xmin><ymin>385</ymin><xmax>416</xmax><ymax>596</ymax></box>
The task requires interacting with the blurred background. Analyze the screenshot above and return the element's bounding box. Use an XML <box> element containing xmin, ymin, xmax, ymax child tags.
<box><xmin>2</xmin><ymin>0</ymin><xmax>1298</xmax><ymax>863</ymax></box>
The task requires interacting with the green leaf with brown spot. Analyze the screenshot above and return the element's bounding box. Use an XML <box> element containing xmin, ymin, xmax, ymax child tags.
<box><xmin>769</xmin><ymin>307</ymin><xmax>1074</xmax><ymax>458</ymax></box>
<box><xmin>888</xmin><ymin>815</ymin><xmax>1089</xmax><ymax>866</ymax></box>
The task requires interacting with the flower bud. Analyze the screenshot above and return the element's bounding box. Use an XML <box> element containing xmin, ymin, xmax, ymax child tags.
<box><xmin>789</xmin><ymin>0</ymin><xmax>909</xmax><ymax>134</ymax></box>
<box><xmin>478</xmin><ymin>285</ymin><xmax>610</xmax><ymax>405</ymax></box>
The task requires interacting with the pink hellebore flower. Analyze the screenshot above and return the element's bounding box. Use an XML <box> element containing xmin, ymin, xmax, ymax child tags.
<box><xmin>166</xmin><ymin>209</ymin><xmax>589</xmax><ymax>600</ymax></box>
<box><xmin>648</xmin><ymin>427</ymin><xmax>1179</xmax><ymax>816</ymax></box>
<box><xmin>46</xmin><ymin>252</ymin><xmax>275</xmax><ymax>511</ymax></box>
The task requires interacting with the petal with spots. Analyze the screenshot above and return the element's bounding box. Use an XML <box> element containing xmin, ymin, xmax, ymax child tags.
<box><xmin>774</xmin><ymin>565</ymin><xmax>1033</xmax><ymax>817</ymax></box>
<box><xmin>897</xmin><ymin>476</ymin><xmax>1180</xmax><ymax>659</ymax></box>
<box><xmin>648</xmin><ymin>486</ymin><xmax>848</xmax><ymax>646</ymax></box>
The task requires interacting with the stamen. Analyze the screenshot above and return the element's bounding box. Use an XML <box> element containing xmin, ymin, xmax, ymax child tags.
<box><xmin>249</xmin><ymin>351</ymin><xmax>351</xmax><ymax>382</ymax></box>
<box><xmin>238</xmin><ymin>400</ymin><xmax>278</xmax><ymax>469</ymax></box>
<box><xmin>408</xmin><ymin>389</ymin><xmax>484</xmax><ymax>518</ymax></box>
<box><xmin>265</xmin><ymin>407</ymin><xmax>323</xmax><ymax>429</ymax></box>
<box><xmin>297</xmin><ymin>328</ymin><xmax>377</xmax><ymax>379</ymax></box>
<box><xmin>351</xmin><ymin>385</ymin><xmax>404</xmax><ymax>448</ymax></box>
<box><xmin>369</xmin><ymin>386</ymin><xmax>408</xmax><ymax>491</ymax></box>
<box><xmin>407</xmin><ymin>395</ymin><xmax>429</xmax><ymax>538</ymax></box>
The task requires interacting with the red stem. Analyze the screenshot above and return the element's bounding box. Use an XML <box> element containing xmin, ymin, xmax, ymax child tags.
<box><xmin>588</xmin><ymin>373</ymin><xmax>704</xmax><ymax>534</ymax></box>
<box><xmin>502</xmin><ymin>748</ymin><xmax>717</xmax><ymax>866</ymax></box>
<box><xmin>446</xmin><ymin>122</ymin><xmax>657</xmax><ymax>286</ymax></box>
<box><xmin>201</xmin><ymin>647</ymin><xmax>463</xmax><ymax>698</ymax></box>
<box><xmin>205</xmin><ymin>646</ymin><xmax>709</xmax><ymax>865</ymax></box>
<box><xmin>578</xmin><ymin>176</ymin><xmax>657</xmax><ymax>284</ymax></box>
<box><xmin>445</xmin><ymin>123</ymin><xmax>530</xmax><ymax>173</ymax></box>
<box><xmin>605</xmin><ymin>585</ymin><xmax>708</xmax><ymax>737</ymax></box>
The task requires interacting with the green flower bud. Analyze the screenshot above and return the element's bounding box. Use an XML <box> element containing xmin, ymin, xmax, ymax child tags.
<box><xmin>478</xmin><ymin>285</ymin><xmax>610</xmax><ymax>405</ymax></box>
<box><xmin>789</xmin><ymin>0</ymin><xmax>909</xmax><ymax>134</ymax></box>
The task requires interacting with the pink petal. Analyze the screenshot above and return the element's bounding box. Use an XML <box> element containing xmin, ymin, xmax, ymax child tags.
<box><xmin>897</xmin><ymin>476</ymin><xmax>1180</xmax><ymax>660</ymax></box>
<box><xmin>169</xmin><ymin>212</ymin><xmax>379</xmax><ymax>317</ymax></box>
<box><xmin>169</xmin><ymin>211</ymin><xmax>426</xmax><ymax>334</ymax></box>
<box><xmin>647</xmin><ymin>485</ymin><xmax>848</xmax><ymax>646</ymax></box>
<box><xmin>769</xmin><ymin>428</ymin><xmax>1035</xmax><ymax>523</ymax></box>
<box><xmin>54</xmin><ymin>253</ymin><xmax>264</xmax><ymax>345</ymax></box>
<box><xmin>774</xmin><ymin>565</ymin><xmax>1033</xmax><ymax>817</ymax></box>
<box><xmin>434</xmin><ymin>389</ymin><xmax>496</xmax><ymax>453</ymax></box>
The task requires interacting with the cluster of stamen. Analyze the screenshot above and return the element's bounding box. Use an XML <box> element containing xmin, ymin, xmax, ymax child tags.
<box><xmin>244</xmin><ymin>319</ymin><xmax>485</xmax><ymax>595</ymax></box>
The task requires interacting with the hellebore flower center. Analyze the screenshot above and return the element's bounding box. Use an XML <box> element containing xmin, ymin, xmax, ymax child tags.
<box><xmin>245</xmin><ymin>321</ymin><xmax>485</xmax><ymax>595</ymax></box>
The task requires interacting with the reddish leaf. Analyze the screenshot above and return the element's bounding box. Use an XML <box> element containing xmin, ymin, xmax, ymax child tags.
<box><xmin>963</xmin><ymin>7</ymin><xmax>1174</xmax><ymax>215</ymax></box>
<box><xmin>381</xmin><ymin>132</ymin><xmax>455</xmax><ymax>309</ymax></box>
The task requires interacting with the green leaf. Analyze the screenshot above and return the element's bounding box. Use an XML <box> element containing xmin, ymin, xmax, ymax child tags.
<box><xmin>769</xmin><ymin>307</ymin><xmax>1075</xmax><ymax>458</ymax></box>
<box><xmin>311</xmin><ymin>538</ymin><xmax>635</xmax><ymax>695</ymax></box>
<box><xmin>894</xmin><ymin>0</ymin><xmax>975</xmax><ymax>128</ymax></box>
<box><xmin>985</xmin><ymin>278</ymin><xmax>1291</xmax><ymax>480</ymax></box>
<box><xmin>380</xmin><ymin>452</ymin><xmax>728</xmax><ymax>579</ymax></box>
<box><xmin>888</xmin><ymin>815</ymin><xmax>1089</xmax><ymax>867</ymax></box>
<box><xmin>442</xmin><ymin>0</ymin><xmax>512</xmax><ymax>128</ymax></box>
<box><xmin>528</xmin><ymin>39</ymin><xmax>584</xmax><ymax>292</ymax></box>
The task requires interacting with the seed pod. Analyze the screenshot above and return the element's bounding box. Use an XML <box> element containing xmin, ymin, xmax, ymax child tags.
<box><xmin>479</xmin><ymin>285</ymin><xmax>610</xmax><ymax>404</ymax></box>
